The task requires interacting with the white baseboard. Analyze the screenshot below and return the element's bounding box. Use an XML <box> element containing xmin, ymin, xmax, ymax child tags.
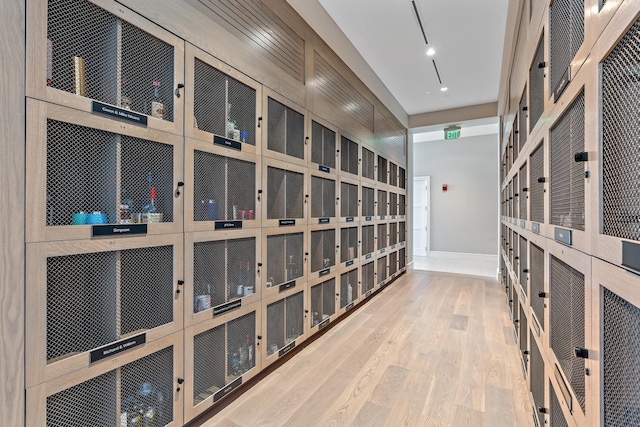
<box><xmin>426</xmin><ymin>251</ymin><xmax>498</xmax><ymax>263</ymax></box>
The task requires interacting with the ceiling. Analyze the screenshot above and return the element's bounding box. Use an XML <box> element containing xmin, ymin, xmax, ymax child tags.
<box><xmin>286</xmin><ymin>0</ymin><xmax>509</xmax><ymax>121</ymax></box>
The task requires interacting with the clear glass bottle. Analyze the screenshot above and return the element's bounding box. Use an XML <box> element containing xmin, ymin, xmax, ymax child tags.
<box><xmin>151</xmin><ymin>81</ymin><xmax>164</xmax><ymax>119</ymax></box>
<box><xmin>121</xmin><ymin>81</ymin><xmax>132</xmax><ymax>110</ymax></box>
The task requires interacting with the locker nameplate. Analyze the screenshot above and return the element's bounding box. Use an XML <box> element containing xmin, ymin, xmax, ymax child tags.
<box><xmin>554</xmin><ymin>228</ymin><xmax>572</xmax><ymax>246</ymax></box>
<box><xmin>214</xmin><ymin>135</ymin><xmax>242</xmax><ymax>151</ymax></box>
<box><xmin>346</xmin><ymin>217</ymin><xmax>355</xmax><ymax>222</ymax></box>
<box><xmin>532</xmin><ymin>223</ymin><xmax>540</xmax><ymax>234</ymax></box>
<box><xmin>279</xmin><ymin>219</ymin><xmax>296</xmax><ymax>226</ymax></box>
<box><xmin>554</xmin><ymin>363</ymin><xmax>573</xmax><ymax>413</ymax></box>
<box><xmin>279</xmin><ymin>341</ymin><xmax>296</xmax><ymax>357</ymax></box>
<box><xmin>319</xmin><ymin>268</ymin><xmax>331</xmax><ymax>276</ymax></box>
<box><xmin>215</xmin><ymin>221</ymin><xmax>243</xmax><ymax>230</ymax></box>
<box><xmin>345</xmin><ymin>302</ymin><xmax>354</xmax><ymax>311</ymax></box>
<box><xmin>553</xmin><ymin>66</ymin><xmax>571</xmax><ymax>103</ymax></box>
<box><xmin>380</xmin><ymin>248</ymin><xmax>385</xmax><ymax>254</ymax></box>
<box><xmin>213</xmin><ymin>377</ymin><xmax>242</xmax><ymax>402</ymax></box>
<box><xmin>365</xmin><ymin>290</ymin><xmax>372</xmax><ymax>298</ymax></box>
<box><xmin>400</xmin><ymin>215</ymin><xmax>405</xmax><ymax>219</ymax></box>
<box><xmin>622</xmin><ymin>241</ymin><xmax>640</xmax><ymax>273</ymax></box>
<box><xmin>391</xmin><ymin>245</ymin><xmax>396</xmax><ymax>249</ymax></box>
<box><xmin>520</xmin><ymin>220</ymin><xmax>525</xmax><ymax>228</ymax></box>
<box><xmin>91</xmin><ymin>101</ymin><xmax>148</xmax><ymax>126</ymax></box>
<box><xmin>279</xmin><ymin>280</ymin><xmax>296</xmax><ymax>292</ymax></box>
<box><xmin>92</xmin><ymin>224</ymin><xmax>147</xmax><ymax>237</ymax></box>
<box><xmin>400</xmin><ymin>241</ymin><xmax>405</xmax><ymax>246</ymax></box>
<box><xmin>346</xmin><ymin>260</ymin><xmax>354</xmax><ymax>267</ymax></box>
<box><xmin>213</xmin><ymin>299</ymin><xmax>242</xmax><ymax>316</ymax></box>
<box><xmin>365</xmin><ymin>216</ymin><xmax>372</xmax><ymax>221</ymax></box>
<box><xmin>318</xmin><ymin>217</ymin><xmax>330</xmax><ymax>224</ymax></box>
<box><xmin>90</xmin><ymin>333</ymin><xmax>146</xmax><ymax>363</ymax></box>
<box><xmin>380</xmin><ymin>216</ymin><xmax>386</xmax><ymax>220</ymax></box>
<box><xmin>365</xmin><ymin>253</ymin><xmax>372</xmax><ymax>259</ymax></box>
<box><xmin>318</xmin><ymin>165</ymin><xmax>330</xmax><ymax>173</ymax></box>
<box><xmin>318</xmin><ymin>317</ymin><xmax>331</xmax><ymax>330</ymax></box>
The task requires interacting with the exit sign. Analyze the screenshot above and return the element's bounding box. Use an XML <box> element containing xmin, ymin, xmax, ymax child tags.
<box><xmin>444</xmin><ymin>125</ymin><xmax>461</xmax><ymax>140</ymax></box>
<box><xmin>445</xmin><ymin>129</ymin><xmax>460</xmax><ymax>140</ymax></box>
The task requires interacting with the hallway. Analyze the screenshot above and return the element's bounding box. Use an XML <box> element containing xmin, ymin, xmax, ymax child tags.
<box><xmin>196</xmin><ymin>270</ymin><xmax>531</xmax><ymax>426</ymax></box>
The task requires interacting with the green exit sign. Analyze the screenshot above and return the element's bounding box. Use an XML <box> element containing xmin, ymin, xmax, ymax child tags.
<box><xmin>444</xmin><ymin>129</ymin><xmax>460</xmax><ymax>140</ymax></box>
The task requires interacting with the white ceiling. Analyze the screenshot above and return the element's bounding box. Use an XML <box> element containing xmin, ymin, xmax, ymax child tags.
<box><xmin>286</xmin><ymin>0</ymin><xmax>509</xmax><ymax>118</ymax></box>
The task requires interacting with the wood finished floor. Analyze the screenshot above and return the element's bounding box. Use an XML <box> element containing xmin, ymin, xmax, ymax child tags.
<box><xmin>197</xmin><ymin>270</ymin><xmax>532</xmax><ymax>427</ymax></box>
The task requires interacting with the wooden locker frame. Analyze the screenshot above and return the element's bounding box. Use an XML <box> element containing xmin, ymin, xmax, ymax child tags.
<box><xmin>26</xmin><ymin>0</ymin><xmax>186</xmax><ymax>136</ymax></box>
<box><xmin>306</xmin><ymin>273</ymin><xmax>340</xmax><ymax>337</ymax></box>
<box><xmin>184</xmin><ymin>43</ymin><xmax>262</xmax><ymax>157</ymax></box>
<box><xmin>306</xmin><ymin>223</ymin><xmax>339</xmax><ymax>281</ymax></box>
<box><xmin>307</xmin><ymin>113</ymin><xmax>340</xmax><ymax>177</ymax></box>
<box><xmin>337</xmin><ymin>223</ymin><xmax>360</xmax><ymax>272</ymax></box>
<box><xmin>25</xmin><ymin>99</ymin><xmax>185</xmax><ymax>243</ymax></box>
<box><xmin>337</xmin><ymin>174</ymin><xmax>360</xmax><ymax>223</ymax></box>
<box><xmin>261</xmin><ymin>87</ymin><xmax>308</xmax><ymax>167</ymax></box>
<box><xmin>307</xmin><ymin>167</ymin><xmax>339</xmax><ymax>224</ymax></box>
<box><xmin>335</xmin><ymin>265</ymin><xmax>361</xmax><ymax>317</ymax></box>
<box><xmin>261</xmin><ymin>225</ymin><xmax>308</xmax><ymax>298</ymax></box>
<box><xmin>262</xmin><ymin>157</ymin><xmax>309</xmax><ymax>228</ymax></box>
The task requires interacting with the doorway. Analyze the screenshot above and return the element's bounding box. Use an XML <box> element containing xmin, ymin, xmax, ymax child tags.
<box><xmin>413</xmin><ymin>176</ymin><xmax>430</xmax><ymax>257</ymax></box>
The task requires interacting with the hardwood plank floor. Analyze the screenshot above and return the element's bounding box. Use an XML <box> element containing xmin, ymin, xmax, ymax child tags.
<box><xmin>196</xmin><ymin>270</ymin><xmax>532</xmax><ymax>427</ymax></box>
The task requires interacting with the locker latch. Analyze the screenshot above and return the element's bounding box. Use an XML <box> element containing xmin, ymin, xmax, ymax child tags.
<box><xmin>538</xmin><ymin>407</ymin><xmax>548</xmax><ymax>414</ymax></box>
<box><xmin>574</xmin><ymin>347</ymin><xmax>589</xmax><ymax>359</ymax></box>
<box><xmin>175</xmin><ymin>181</ymin><xmax>184</xmax><ymax>197</ymax></box>
<box><xmin>176</xmin><ymin>280</ymin><xmax>184</xmax><ymax>294</ymax></box>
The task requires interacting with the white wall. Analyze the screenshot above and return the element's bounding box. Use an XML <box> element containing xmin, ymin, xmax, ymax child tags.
<box><xmin>413</xmin><ymin>133</ymin><xmax>499</xmax><ymax>255</ymax></box>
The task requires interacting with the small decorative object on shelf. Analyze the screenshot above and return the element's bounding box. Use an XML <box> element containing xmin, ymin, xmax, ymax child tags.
<box><xmin>72</xmin><ymin>56</ymin><xmax>86</xmax><ymax>96</ymax></box>
<box><xmin>286</xmin><ymin>255</ymin><xmax>296</xmax><ymax>281</ymax></box>
<box><xmin>151</xmin><ymin>81</ymin><xmax>164</xmax><ymax>119</ymax></box>
<box><xmin>121</xmin><ymin>81</ymin><xmax>132</xmax><ymax>110</ymax></box>
<box><xmin>142</xmin><ymin>172</ymin><xmax>163</xmax><ymax>223</ymax></box>
<box><xmin>194</xmin><ymin>284</ymin><xmax>211</xmax><ymax>313</ymax></box>
<box><xmin>120</xmin><ymin>381</ymin><xmax>167</xmax><ymax>427</ymax></box>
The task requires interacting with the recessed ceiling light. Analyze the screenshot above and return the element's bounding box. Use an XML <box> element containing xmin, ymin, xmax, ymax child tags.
<box><xmin>426</xmin><ymin>48</ymin><xmax>435</xmax><ymax>56</ymax></box>
<box><xmin>440</xmin><ymin>87</ymin><xmax>448</xmax><ymax>92</ymax></box>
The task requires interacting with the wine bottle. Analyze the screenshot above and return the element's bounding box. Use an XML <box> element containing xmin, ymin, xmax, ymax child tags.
<box><xmin>151</xmin><ymin>81</ymin><xmax>164</xmax><ymax>119</ymax></box>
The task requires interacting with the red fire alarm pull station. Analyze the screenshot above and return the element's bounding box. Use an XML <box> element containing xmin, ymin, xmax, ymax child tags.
<box><xmin>442</xmin><ymin>184</ymin><xmax>448</xmax><ymax>191</ymax></box>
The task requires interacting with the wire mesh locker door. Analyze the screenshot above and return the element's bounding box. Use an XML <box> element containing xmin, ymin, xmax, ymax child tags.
<box><xmin>266</xmin><ymin>232</ymin><xmax>304</xmax><ymax>288</ymax></box>
<box><xmin>399</xmin><ymin>247</ymin><xmax>406</xmax><ymax>271</ymax></box>
<box><xmin>549</xmin><ymin>0</ymin><xmax>584</xmax><ymax>102</ymax></box>
<box><xmin>266</xmin><ymin>291</ymin><xmax>304</xmax><ymax>357</ymax></box>
<box><xmin>389</xmin><ymin>162</ymin><xmax>398</xmax><ymax>187</ymax></box>
<box><xmin>361</xmin><ymin>147</ymin><xmax>375</xmax><ymax>181</ymax></box>
<box><xmin>377</xmin><ymin>256</ymin><xmax>388</xmax><ymax>285</ymax></box>
<box><xmin>310</xmin><ymin>278</ymin><xmax>336</xmax><ymax>328</ymax></box>
<box><xmin>192</xmin><ymin>311</ymin><xmax>256</xmax><ymax>407</ymax></box>
<box><xmin>520</xmin><ymin>163</ymin><xmax>528</xmax><ymax>221</ymax></box>
<box><xmin>514</xmin><ymin>171</ymin><xmax>520</xmax><ymax>219</ymax></box>
<box><xmin>310</xmin><ymin>175</ymin><xmax>336</xmax><ymax>220</ymax></box>
<box><xmin>399</xmin><ymin>194</ymin><xmax>406</xmax><ymax>217</ymax></box>
<box><xmin>267</xmin><ymin>166</ymin><xmax>304</xmax><ymax>221</ymax></box>
<box><xmin>267</xmin><ymin>97</ymin><xmax>305</xmax><ymax>161</ymax></box>
<box><xmin>389</xmin><ymin>192</ymin><xmax>398</xmax><ymax>217</ymax></box>
<box><xmin>519</xmin><ymin>86</ymin><xmax>528</xmax><ymax>151</ymax></box>
<box><xmin>377</xmin><ymin>189</ymin><xmax>388</xmax><ymax>217</ymax></box>
<box><xmin>388</xmin><ymin>251</ymin><xmax>398</xmax><ymax>277</ymax></box>
<box><xmin>377</xmin><ymin>155</ymin><xmax>388</xmax><ymax>184</ymax></box>
<box><xmin>45</xmin><ymin>0</ymin><xmax>180</xmax><ymax>127</ymax></box>
<box><xmin>519</xmin><ymin>306</ymin><xmax>528</xmax><ymax>371</ymax></box>
<box><xmin>340</xmin><ymin>226</ymin><xmax>358</xmax><ymax>265</ymax></box>
<box><xmin>192</xmin><ymin>56</ymin><xmax>257</xmax><ymax>147</ymax></box>
<box><xmin>549</xmin><ymin>380</ymin><xmax>570</xmax><ymax>427</ymax></box>
<box><xmin>362</xmin><ymin>186</ymin><xmax>375</xmax><ymax>219</ymax></box>
<box><xmin>45</xmin><ymin>119</ymin><xmax>175</xmax><ymax>229</ymax></box>
<box><xmin>362</xmin><ymin>225</ymin><xmax>375</xmax><ymax>258</ymax></box>
<box><xmin>45</xmin><ymin>245</ymin><xmax>175</xmax><ymax>367</ymax></box>
<box><xmin>530</xmin><ymin>332</ymin><xmax>545</xmax><ymax>426</ymax></box>
<box><xmin>340</xmin><ymin>136</ymin><xmax>359</xmax><ymax>176</ymax></box>
<box><xmin>311</xmin><ymin>120</ymin><xmax>336</xmax><ymax>170</ymax></box>
<box><xmin>310</xmin><ymin>229</ymin><xmax>336</xmax><ymax>275</ymax></box>
<box><xmin>193</xmin><ymin>150</ymin><xmax>256</xmax><ymax>223</ymax></box>
<box><xmin>388</xmin><ymin>222</ymin><xmax>398</xmax><ymax>247</ymax></box>
<box><xmin>399</xmin><ymin>167</ymin><xmax>406</xmax><ymax>189</ymax></box>
<box><xmin>362</xmin><ymin>261</ymin><xmax>375</xmax><ymax>295</ymax></box>
<box><xmin>399</xmin><ymin>222</ymin><xmax>406</xmax><ymax>245</ymax></box>
<box><xmin>550</xmin><ymin>91</ymin><xmax>585</xmax><ymax>231</ymax></box>
<box><xmin>549</xmin><ymin>255</ymin><xmax>586</xmax><ymax>414</ymax></box>
<box><xmin>193</xmin><ymin>237</ymin><xmax>256</xmax><ymax>313</ymax></box>
<box><xmin>340</xmin><ymin>269</ymin><xmax>358</xmax><ymax>309</ymax></box>
<box><xmin>340</xmin><ymin>181</ymin><xmax>358</xmax><ymax>220</ymax></box>
<box><xmin>377</xmin><ymin>223</ymin><xmax>388</xmax><ymax>251</ymax></box>
<box><xmin>519</xmin><ymin>236</ymin><xmax>528</xmax><ymax>296</ymax></box>
<box><xmin>530</xmin><ymin>243</ymin><xmax>545</xmax><ymax>333</ymax></box>
<box><xmin>42</xmin><ymin>342</ymin><xmax>177</xmax><ymax>427</ymax></box>
<box><xmin>601</xmin><ymin>20</ymin><xmax>640</xmax><ymax>242</ymax></box>
<box><xmin>530</xmin><ymin>142</ymin><xmax>545</xmax><ymax>224</ymax></box>
<box><xmin>529</xmin><ymin>34</ymin><xmax>545</xmax><ymax>132</ymax></box>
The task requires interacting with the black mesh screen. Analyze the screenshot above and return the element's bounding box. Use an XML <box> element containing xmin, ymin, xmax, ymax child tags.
<box><xmin>520</xmin><ymin>236</ymin><xmax>528</xmax><ymax>295</ymax></box>
<box><xmin>549</xmin><ymin>0</ymin><xmax>584</xmax><ymax>97</ymax></box>
<box><xmin>549</xmin><ymin>255</ymin><xmax>585</xmax><ymax>412</ymax></box>
<box><xmin>550</xmin><ymin>380</ymin><xmax>570</xmax><ymax>427</ymax></box>
<box><xmin>341</xmin><ymin>136</ymin><xmax>359</xmax><ymax>176</ymax></box>
<box><xmin>601</xmin><ymin>19</ymin><xmax>640</xmax><ymax>241</ymax></box>
<box><xmin>519</xmin><ymin>87</ymin><xmax>528</xmax><ymax>150</ymax></box>
<box><xmin>530</xmin><ymin>331</ymin><xmax>545</xmax><ymax>413</ymax></box>
<box><xmin>520</xmin><ymin>163</ymin><xmax>528</xmax><ymax>220</ymax></box>
<box><xmin>530</xmin><ymin>243</ymin><xmax>545</xmax><ymax>330</ymax></box>
<box><xmin>311</xmin><ymin>120</ymin><xmax>336</xmax><ymax>168</ymax></box>
<box><xmin>550</xmin><ymin>91</ymin><xmax>585</xmax><ymax>230</ymax></box>
<box><xmin>603</xmin><ymin>287</ymin><xmax>640</xmax><ymax>426</ymax></box>
<box><xmin>530</xmin><ymin>34</ymin><xmax>545</xmax><ymax>130</ymax></box>
<box><xmin>530</xmin><ymin>142</ymin><xmax>545</xmax><ymax>223</ymax></box>
<box><xmin>267</xmin><ymin>97</ymin><xmax>305</xmax><ymax>159</ymax></box>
